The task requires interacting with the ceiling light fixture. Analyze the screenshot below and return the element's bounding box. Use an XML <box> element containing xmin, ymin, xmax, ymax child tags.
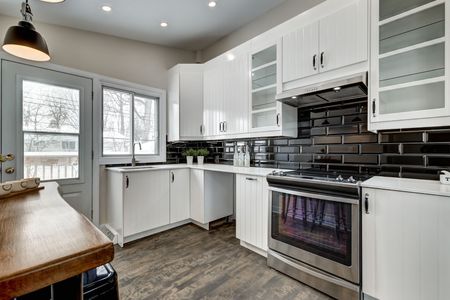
<box><xmin>2</xmin><ymin>1</ymin><xmax>50</xmax><ymax>62</ymax></box>
<box><xmin>160</xmin><ymin>22</ymin><xmax>168</xmax><ymax>28</ymax></box>
<box><xmin>208</xmin><ymin>1</ymin><xmax>217</xmax><ymax>8</ymax></box>
<box><xmin>101</xmin><ymin>5</ymin><xmax>112</xmax><ymax>12</ymax></box>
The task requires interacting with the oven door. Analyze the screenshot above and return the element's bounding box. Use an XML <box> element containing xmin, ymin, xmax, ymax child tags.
<box><xmin>268</xmin><ymin>186</ymin><xmax>360</xmax><ymax>284</ymax></box>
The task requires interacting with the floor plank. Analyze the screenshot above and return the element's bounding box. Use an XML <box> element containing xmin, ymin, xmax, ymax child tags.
<box><xmin>112</xmin><ymin>223</ymin><xmax>332</xmax><ymax>300</ymax></box>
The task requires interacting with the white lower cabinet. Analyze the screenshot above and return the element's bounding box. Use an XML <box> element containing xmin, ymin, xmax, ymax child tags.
<box><xmin>362</xmin><ymin>187</ymin><xmax>450</xmax><ymax>300</ymax></box>
<box><xmin>169</xmin><ymin>169</ymin><xmax>190</xmax><ymax>223</ymax></box>
<box><xmin>190</xmin><ymin>169</ymin><xmax>234</xmax><ymax>226</ymax></box>
<box><xmin>235</xmin><ymin>174</ymin><xmax>269</xmax><ymax>255</ymax></box>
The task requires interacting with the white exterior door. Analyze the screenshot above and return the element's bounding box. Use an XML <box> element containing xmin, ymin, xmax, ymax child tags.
<box><xmin>1</xmin><ymin>60</ymin><xmax>93</xmax><ymax>218</ymax></box>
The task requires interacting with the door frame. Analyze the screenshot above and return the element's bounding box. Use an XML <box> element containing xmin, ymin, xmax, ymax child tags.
<box><xmin>0</xmin><ymin>52</ymin><xmax>167</xmax><ymax>224</ymax></box>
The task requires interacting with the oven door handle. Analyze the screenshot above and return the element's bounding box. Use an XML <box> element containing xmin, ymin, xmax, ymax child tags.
<box><xmin>268</xmin><ymin>186</ymin><xmax>360</xmax><ymax>205</ymax></box>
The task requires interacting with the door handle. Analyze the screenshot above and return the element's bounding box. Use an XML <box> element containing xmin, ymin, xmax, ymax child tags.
<box><xmin>126</xmin><ymin>176</ymin><xmax>129</xmax><ymax>188</ymax></box>
<box><xmin>219</xmin><ymin>122</ymin><xmax>223</xmax><ymax>132</ymax></box>
<box><xmin>364</xmin><ymin>193</ymin><xmax>369</xmax><ymax>214</ymax></box>
<box><xmin>372</xmin><ymin>99</ymin><xmax>376</xmax><ymax>117</ymax></box>
<box><xmin>223</xmin><ymin>121</ymin><xmax>227</xmax><ymax>132</ymax></box>
<box><xmin>313</xmin><ymin>54</ymin><xmax>317</xmax><ymax>70</ymax></box>
<box><xmin>171</xmin><ymin>172</ymin><xmax>175</xmax><ymax>183</ymax></box>
<box><xmin>200</xmin><ymin>124</ymin><xmax>203</xmax><ymax>135</ymax></box>
<box><xmin>320</xmin><ymin>52</ymin><xmax>325</xmax><ymax>68</ymax></box>
<box><xmin>276</xmin><ymin>113</ymin><xmax>280</xmax><ymax>127</ymax></box>
<box><xmin>4</xmin><ymin>167</ymin><xmax>15</xmax><ymax>174</ymax></box>
<box><xmin>245</xmin><ymin>177</ymin><xmax>257</xmax><ymax>181</ymax></box>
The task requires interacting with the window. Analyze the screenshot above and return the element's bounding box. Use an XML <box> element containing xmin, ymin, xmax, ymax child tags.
<box><xmin>22</xmin><ymin>80</ymin><xmax>80</xmax><ymax>180</ymax></box>
<box><xmin>102</xmin><ymin>87</ymin><xmax>159</xmax><ymax>156</ymax></box>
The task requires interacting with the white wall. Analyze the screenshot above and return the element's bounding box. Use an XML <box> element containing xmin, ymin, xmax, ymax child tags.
<box><xmin>0</xmin><ymin>14</ymin><xmax>196</xmax><ymax>90</ymax></box>
<box><xmin>201</xmin><ymin>0</ymin><xmax>324</xmax><ymax>61</ymax></box>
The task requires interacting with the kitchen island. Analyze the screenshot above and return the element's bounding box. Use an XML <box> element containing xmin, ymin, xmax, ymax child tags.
<box><xmin>0</xmin><ymin>182</ymin><xmax>114</xmax><ymax>299</ymax></box>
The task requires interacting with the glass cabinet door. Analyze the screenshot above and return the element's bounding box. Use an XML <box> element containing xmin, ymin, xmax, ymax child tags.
<box><xmin>372</xmin><ymin>0</ymin><xmax>448</xmax><ymax>122</ymax></box>
<box><xmin>250</xmin><ymin>45</ymin><xmax>279</xmax><ymax>130</ymax></box>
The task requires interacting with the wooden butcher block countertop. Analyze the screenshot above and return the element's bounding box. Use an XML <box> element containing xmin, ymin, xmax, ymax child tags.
<box><xmin>0</xmin><ymin>182</ymin><xmax>114</xmax><ymax>299</ymax></box>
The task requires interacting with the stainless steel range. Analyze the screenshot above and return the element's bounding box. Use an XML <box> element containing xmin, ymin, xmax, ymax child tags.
<box><xmin>266</xmin><ymin>169</ymin><xmax>369</xmax><ymax>300</ymax></box>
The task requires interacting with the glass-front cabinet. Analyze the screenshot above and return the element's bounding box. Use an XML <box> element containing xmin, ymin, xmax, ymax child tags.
<box><xmin>369</xmin><ymin>0</ymin><xmax>450</xmax><ymax>131</ymax></box>
<box><xmin>250</xmin><ymin>44</ymin><xmax>279</xmax><ymax>130</ymax></box>
<box><xmin>249</xmin><ymin>41</ymin><xmax>297</xmax><ymax>137</ymax></box>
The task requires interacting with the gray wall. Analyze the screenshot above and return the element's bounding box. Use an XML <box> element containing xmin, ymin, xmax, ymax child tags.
<box><xmin>0</xmin><ymin>14</ymin><xmax>196</xmax><ymax>89</ymax></box>
<box><xmin>201</xmin><ymin>0</ymin><xmax>325</xmax><ymax>62</ymax></box>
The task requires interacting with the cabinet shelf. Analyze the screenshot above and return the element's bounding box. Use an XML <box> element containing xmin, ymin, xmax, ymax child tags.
<box><xmin>379</xmin><ymin>37</ymin><xmax>445</xmax><ymax>59</ymax></box>
<box><xmin>379</xmin><ymin>76</ymin><xmax>445</xmax><ymax>92</ymax></box>
<box><xmin>379</xmin><ymin>0</ymin><xmax>444</xmax><ymax>26</ymax></box>
<box><xmin>252</xmin><ymin>61</ymin><xmax>276</xmax><ymax>72</ymax></box>
<box><xmin>252</xmin><ymin>84</ymin><xmax>277</xmax><ymax>93</ymax></box>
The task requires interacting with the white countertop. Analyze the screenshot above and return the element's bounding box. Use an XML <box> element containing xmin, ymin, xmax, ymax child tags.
<box><xmin>107</xmin><ymin>163</ymin><xmax>286</xmax><ymax>177</ymax></box>
<box><xmin>362</xmin><ymin>176</ymin><xmax>450</xmax><ymax>198</ymax></box>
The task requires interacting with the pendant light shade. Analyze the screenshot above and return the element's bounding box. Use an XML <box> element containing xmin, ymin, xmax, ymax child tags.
<box><xmin>2</xmin><ymin>1</ymin><xmax>50</xmax><ymax>62</ymax></box>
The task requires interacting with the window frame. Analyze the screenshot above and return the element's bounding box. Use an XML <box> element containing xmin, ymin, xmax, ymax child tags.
<box><xmin>98</xmin><ymin>80</ymin><xmax>166</xmax><ymax>165</ymax></box>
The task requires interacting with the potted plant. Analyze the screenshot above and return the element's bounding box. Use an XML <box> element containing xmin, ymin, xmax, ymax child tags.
<box><xmin>196</xmin><ymin>148</ymin><xmax>209</xmax><ymax>165</ymax></box>
<box><xmin>183</xmin><ymin>148</ymin><xmax>197</xmax><ymax>165</ymax></box>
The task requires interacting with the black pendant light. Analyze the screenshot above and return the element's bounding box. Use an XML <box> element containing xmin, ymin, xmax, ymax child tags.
<box><xmin>2</xmin><ymin>1</ymin><xmax>50</xmax><ymax>62</ymax></box>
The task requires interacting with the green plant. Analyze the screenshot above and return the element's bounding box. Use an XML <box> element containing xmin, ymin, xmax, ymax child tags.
<box><xmin>197</xmin><ymin>148</ymin><xmax>209</xmax><ymax>157</ymax></box>
<box><xmin>182</xmin><ymin>148</ymin><xmax>198</xmax><ymax>157</ymax></box>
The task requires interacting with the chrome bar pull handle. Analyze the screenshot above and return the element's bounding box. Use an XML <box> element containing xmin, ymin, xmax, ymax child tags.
<box><xmin>364</xmin><ymin>193</ymin><xmax>370</xmax><ymax>214</ymax></box>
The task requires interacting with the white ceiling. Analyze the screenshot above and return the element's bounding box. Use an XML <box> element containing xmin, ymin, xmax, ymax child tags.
<box><xmin>0</xmin><ymin>0</ymin><xmax>288</xmax><ymax>51</ymax></box>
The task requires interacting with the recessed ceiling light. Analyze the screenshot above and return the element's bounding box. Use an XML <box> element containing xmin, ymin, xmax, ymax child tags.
<box><xmin>208</xmin><ymin>1</ymin><xmax>217</xmax><ymax>8</ymax></box>
<box><xmin>40</xmin><ymin>0</ymin><xmax>65</xmax><ymax>3</ymax></box>
<box><xmin>160</xmin><ymin>22</ymin><xmax>168</xmax><ymax>28</ymax></box>
<box><xmin>333</xmin><ymin>87</ymin><xmax>341</xmax><ymax>92</ymax></box>
<box><xmin>101</xmin><ymin>5</ymin><xmax>112</xmax><ymax>12</ymax></box>
<box><xmin>291</xmin><ymin>96</ymin><xmax>298</xmax><ymax>99</ymax></box>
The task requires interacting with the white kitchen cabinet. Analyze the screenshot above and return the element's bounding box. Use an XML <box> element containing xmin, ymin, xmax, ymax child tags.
<box><xmin>281</xmin><ymin>0</ymin><xmax>368</xmax><ymax>88</ymax></box>
<box><xmin>235</xmin><ymin>174</ymin><xmax>269</xmax><ymax>255</ymax></box>
<box><xmin>369</xmin><ymin>0</ymin><xmax>450</xmax><ymax>131</ymax></box>
<box><xmin>203</xmin><ymin>61</ymin><xmax>224</xmax><ymax>137</ymax></box>
<box><xmin>203</xmin><ymin>45</ymin><xmax>250</xmax><ymax>138</ymax></box>
<box><xmin>362</xmin><ymin>186</ymin><xmax>450</xmax><ymax>300</ymax></box>
<box><xmin>282</xmin><ymin>22</ymin><xmax>320</xmax><ymax>82</ymax></box>
<box><xmin>169</xmin><ymin>169</ymin><xmax>190</xmax><ymax>223</ymax></box>
<box><xmin>190</xmin><ymin>169</ymin><xmax>234</xmax><ymax>227</ymax></box>
<box><xmin>250</xmin><ymin>40</ymin><xmax>298</xmax><ymax>137</ymax></box>
<box><xmin>168</xmin><ymin>64</ymin><xmax>204</xmax><ymax>141</ymax></box>
<box><xmin>106</xmin><ymin>169</ymin><xmax>171</xmax><ymax>246</ymax></box>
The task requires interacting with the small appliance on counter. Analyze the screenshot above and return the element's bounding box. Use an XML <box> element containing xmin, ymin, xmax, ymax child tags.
<box><xmin>440</xmin><ymin>171</ymin><xmax>450</xmax><ymax>185</ymax></box>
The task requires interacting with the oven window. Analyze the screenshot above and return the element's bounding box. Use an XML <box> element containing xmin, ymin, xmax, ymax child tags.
<box><xmin>271</xmin><ymin>191</ymin><xmax>352</xmax><ymax>266</ymax></box>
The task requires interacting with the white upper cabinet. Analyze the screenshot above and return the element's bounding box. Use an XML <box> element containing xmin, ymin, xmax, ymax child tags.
<box><xmin>168</xmin><ymin>64</ymin><xmax>204</xmax><ymax>142</ymax></box>
<box><xmin>250</xmin><ymin>39</ymin><xmax>298</xmax><ymax>137</ymax></box>
<box><xmin>203</xmin><ymin>44</ymin><xmax>251</xmax><ymax>139</ymax></box>
<box><xmin>282</xmin><ymin>22</ymin><xmax>320</xmax><ymax>82</ymax></box>
<box><xmin>319</xmin><ymin>1</ymin><xmax>368</xmax><ymax>73</ymax></box>
<box><xmin>369</xmin><ymin>0</ymin><xmax>450</xmax><ymax>131</ymax></box>
<box><xmin>281</xmin><ymin>0</ymin><xmax>368</xmax><ymax>88</ymax></box>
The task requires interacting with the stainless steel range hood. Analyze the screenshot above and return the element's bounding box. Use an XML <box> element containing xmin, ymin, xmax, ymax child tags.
<box><xmin>276</xmin><ymin>73</ymin><xmax>367</xmax><ymax>108</ymax></box>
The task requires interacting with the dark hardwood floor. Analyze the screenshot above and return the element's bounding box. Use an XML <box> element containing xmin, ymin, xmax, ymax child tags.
<box><xmin>112</xmin><ymin>223</ymin><xmax>331</xmax><ymax>300</ymax></box>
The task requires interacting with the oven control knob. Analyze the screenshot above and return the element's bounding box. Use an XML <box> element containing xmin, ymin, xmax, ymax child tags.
<box><xmin>347</xmin><ymin>176</ymin><xmax>356</xmax><ymax>183</ymax></box>
<box><xmin>336</xmin><ymin>175</ymin><xmax>344</xmax><ymax>182</ymax></box>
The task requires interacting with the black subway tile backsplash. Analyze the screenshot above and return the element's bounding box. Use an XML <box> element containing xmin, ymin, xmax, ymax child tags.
<box><xmin>167</xmin><ymin>101</ymin><xmax>450</xmax><ymax>180</ymax></box>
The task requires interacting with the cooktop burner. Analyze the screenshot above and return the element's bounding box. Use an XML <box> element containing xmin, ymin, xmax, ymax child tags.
<box><xmin>270</xmin><ymin>168</ymin><xmax>371</xmax><ymax>184</ymax></box>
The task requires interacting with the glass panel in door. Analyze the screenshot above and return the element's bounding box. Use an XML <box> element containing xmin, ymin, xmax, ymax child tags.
<box><xmin>271</xmin><ymin>191</ymin><xmax>353</xmax><ymax>266</ymax></box>
<box><xmin>22</xmin><ymin>80</ymin><xmax>81</xmax><ymax>180</ymax></box>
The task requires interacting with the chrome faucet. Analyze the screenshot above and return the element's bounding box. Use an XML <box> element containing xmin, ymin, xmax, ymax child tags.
<box><xmin>131</xmin><ymin>142</ymin><xmax>142</xmax><ymax>166</ymax></box>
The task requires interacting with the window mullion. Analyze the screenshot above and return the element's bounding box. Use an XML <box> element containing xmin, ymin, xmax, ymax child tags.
<box><xmin>130</xmin><ymin>92</ymin><xmax>135</xmax><ymax>155</ymax></box>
